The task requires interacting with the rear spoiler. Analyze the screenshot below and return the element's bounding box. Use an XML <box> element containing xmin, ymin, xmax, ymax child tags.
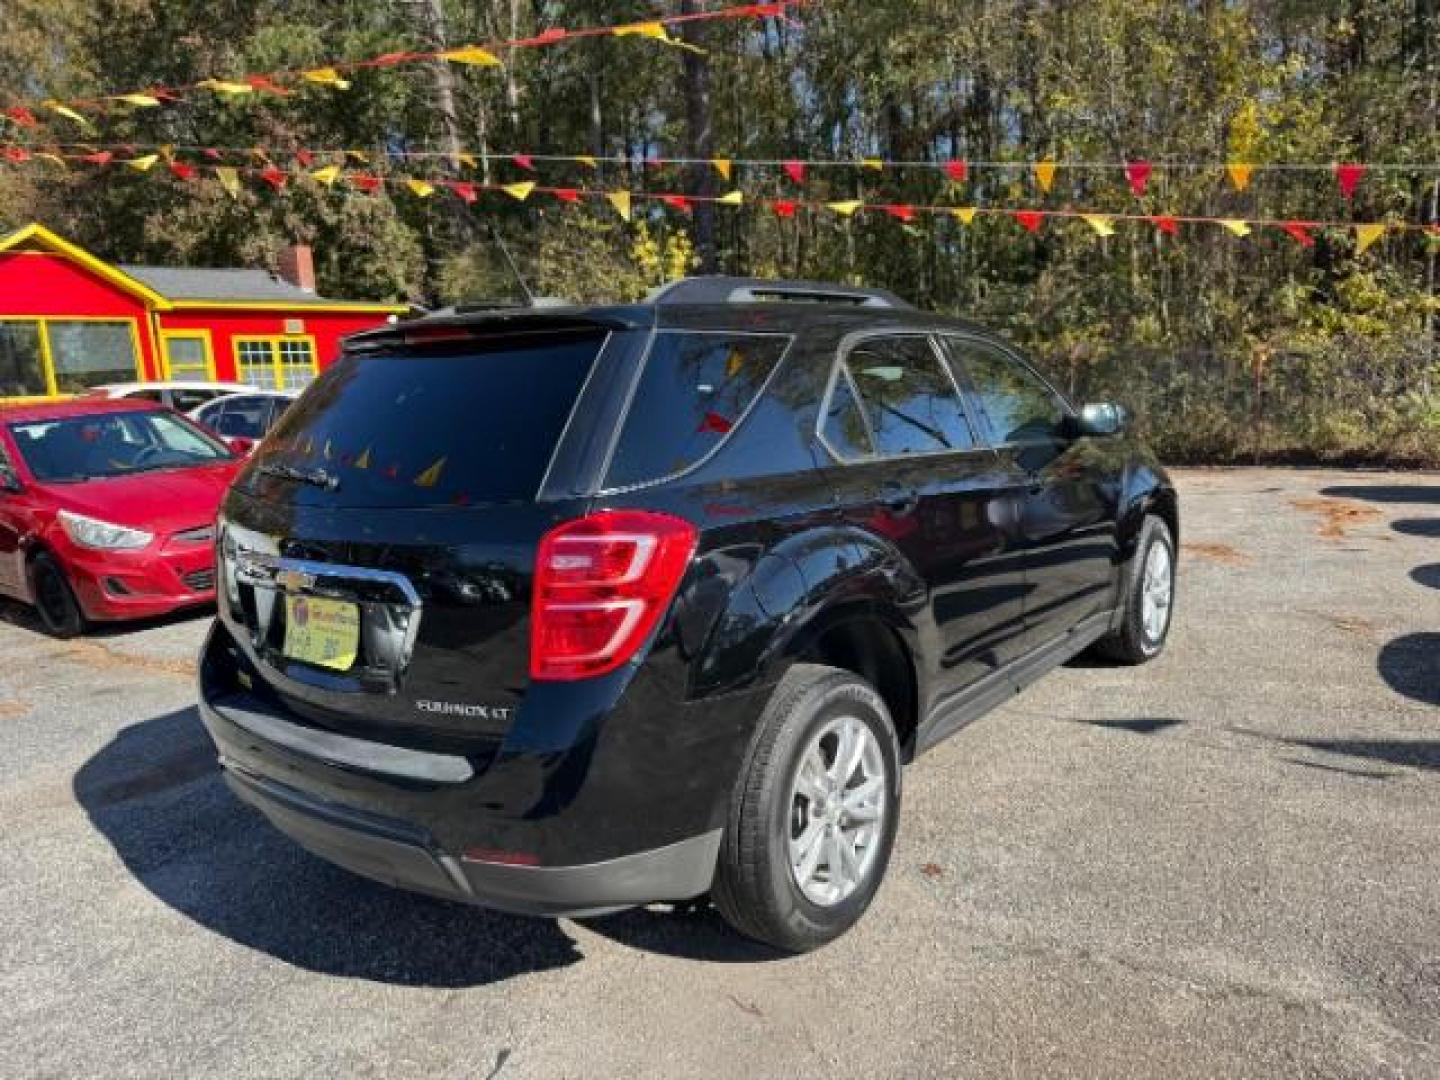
<box><xmin>344</xmin><ymin>305</ymin><xmax>654</xmax><ymax>353</ymax></box>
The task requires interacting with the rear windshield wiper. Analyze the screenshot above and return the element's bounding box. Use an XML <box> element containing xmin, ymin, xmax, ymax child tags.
<box><xmin>258</xmin><ymin>461</ymin><xmax>340</xmax><ymax>491</ymax></box>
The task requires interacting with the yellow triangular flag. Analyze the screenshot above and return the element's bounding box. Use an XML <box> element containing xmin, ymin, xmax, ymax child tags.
<box><xmin>614</xmin><ymin>20</ymin><xmax>667</xmax><ymax>38</ymax></box>
<box><xmin>951</xmin><ymin>207</ymin><xmax>977</xmax><ymax>225</ymax></box>
<box><xmin>354</xmin><ymin>447</ymin><xmax>371</xmax><ymax>470</ymax></box>
<box><xmin>1354</xmin><ymin>222</ymin><xmax>1386</xmax><ymax>255</ymax></box>
<box><xmin>302</xmin><ymin>68</ymin><xmax>351</xmax><ymax>90</ymax></box>
<box><xmin>726</xmin><ymin>350</ymin><xmax>744</xmax><ymax>377</ymax></box>
<box><xmin>576</xmin><ymin>155</ymin><xmax>598</xmax><ymax>170</ymax></box>
<box><xmin>718</xmin><ymin>190</ymin><xmax>744</xmax><ymax>205</ymax></box>
<box><xmin>198</xmin><ymin>78</ymin><xmax>253</xmax><ymax>96</ymax></box>
<box><xmin>34</xmin><ymin>153</ymin><xmax>67</xmax><ymax>169</ymax></box>
<box><xmin>414</xmin><ymin>457</ymin><xmax>447</xmax><ymax>488</ymax></box>
<box><xmin>457</xmin><ymin>152</ymin><xmax>477</xmax><ymax>169</ymax></box>
<box><xmin>1081</xmin><ymin>214</ymin><xmax>1115</xmax><ymax>237</ymax></box>
<box><xmin>827</xmin><ymin>200</ymin><xmax>863</xmax><ymax>216</ymax></box>
<box><xmin>1226</xmin><ymin>162</ymin><xmax>1253</xmax><ymax>192</ymax></box>
<box><xmin>712</xmin><ymin>158</ymin><xmax>732</xmax><ymax>181</ymax></box>
<box><xmin>115</xmin><ymin>93</ymin><xmax>161</xmax><ymax>108</ymax></box>
<box><xmin>860</xmin><ymin>157</ymin><xmax>883</xmax><ymax>172</ymax></box>
<box><xmin>1033</xmin><ymin>159</ymin><xmax>1056</xmax><ymax>193</ymax></box>
<box><xmin>502</xmin><ymin>181</ymin><xmax>534</xmax><ymax>201</ymax></box>
<box><xmin>215</xmin><ymin>166</ymin><xmax>241</xmax><ymax>198</ymax></box>
<box><xmin>124</xmin><ymin>153</ymin><xmax>159</xmax><ymax>172</ymax></box>
<box><xmin>311</xmin><ymin>165</ymin><xmax>342</xmax><ymax>187</ymax></box>
<box><xmin>406</xmin><ymin>178</ymin><xmax>435</xmax><ymax>198</ymax></box>
<box><xmin>44</xmin><ymin>101</ymin><xmax>92</xmax><ymax>128</ymax></box>
<box><xmin>1220</xmin><ymin>219</ymin><xmax>1251</xmax><ymax>237</ymax></box>
<box><xmin>440</xmin><ymin>46</ymin><xmax>501</xmax><ymax>66</ymax></box>
<box><xmin>345</xmin><ymin>149</ymin><xmax>369</xmax><ymax>164</ymax></box>
<box><xmin>607</xmin><ymin>190</ymin><xmax>632</xmax><ymax>221</ymax></box>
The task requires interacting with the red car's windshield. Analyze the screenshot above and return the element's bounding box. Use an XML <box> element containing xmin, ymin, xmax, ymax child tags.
<box><xmin>9</xmin><ymin>410</ymin><xmax>232</xmax><ymax>483</ymax></box>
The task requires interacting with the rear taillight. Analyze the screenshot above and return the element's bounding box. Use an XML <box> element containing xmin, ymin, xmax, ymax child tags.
<box><xmin>530</xmin><ymin>510</ymin><xmax>698</xmax><ymax>681</ymax></box>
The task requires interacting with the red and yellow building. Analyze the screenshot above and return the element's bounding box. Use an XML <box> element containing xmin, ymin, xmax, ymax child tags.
<box><xmin>0</xmin><ymin>223</ymin><xmax>406</xmax><ymax>401</ymax></box>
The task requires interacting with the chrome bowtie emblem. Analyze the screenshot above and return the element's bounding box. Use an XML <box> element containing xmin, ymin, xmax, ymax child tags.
<box><xmin>275</xmin><ymin>568</ymin><xmax>317</xmax><ymax>592</ymax></box>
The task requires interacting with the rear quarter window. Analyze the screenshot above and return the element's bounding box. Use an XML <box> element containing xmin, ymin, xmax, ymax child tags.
<box><xmin>604</xmin><ymin>332</ymin><xmax>791</xmax><ymax>489</ymax></box>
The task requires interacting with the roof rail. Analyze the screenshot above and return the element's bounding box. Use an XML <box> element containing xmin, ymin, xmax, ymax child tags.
<box><xmin>647</xmin><ymin>276</ymin><xmax>910</xmax><ymax>309</ymax></box>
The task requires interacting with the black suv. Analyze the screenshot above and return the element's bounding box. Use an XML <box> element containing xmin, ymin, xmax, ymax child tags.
<box><xmin>199</xmin><ymin>277</ymin><xmax>1177</xmax><ymax>951</ymax></box>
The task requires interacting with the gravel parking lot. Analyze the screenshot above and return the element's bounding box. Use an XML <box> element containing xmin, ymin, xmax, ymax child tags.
<box><xmin>1</xmin><ymin>467</ymin><xmax>1436</xmax><ymax>1079</ymax></box>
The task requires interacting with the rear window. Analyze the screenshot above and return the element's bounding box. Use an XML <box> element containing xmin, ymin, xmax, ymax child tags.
<box><xmin>604</xmin><ymin>331</ymin><xmax>790</xmax><ymax>488</ymax></box>
<box><xmin>246</xmin><ymin>333</ymin><xmax>603</xmax><ymax>507</ymax></box>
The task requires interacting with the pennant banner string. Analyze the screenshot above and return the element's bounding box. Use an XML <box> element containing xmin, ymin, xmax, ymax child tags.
<box><xmin>2</xmin><ymin>149</ymin><xmax>1429</xmax><ymax>240</ymax></box>
<box><xmin>0</xmin><ymin>1</ymin><xmax>804</xmax><ymax>119</ymax></box>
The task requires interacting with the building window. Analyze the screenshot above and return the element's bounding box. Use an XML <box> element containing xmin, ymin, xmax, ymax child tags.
<box><xmin>0</xmin><ymin>321</ymin><xmax>46</xmax><ymax>398</ymax></box>
<box><xmin>47</xmin><ymin>321</ymin><xmax>140</xmax><ymax>393</ymax></box>
<box><xmin>235</xmin><ymin>336</ymin><xmax>316</xmax><ymax>391</ymax></box>
<box><xmin>162</xmin><ymin>332</ymin><xmax>213</xmax><ymax>380</ymax></box>
<box><xmin>0</xmin><ymin>318</ymin><xmax>141</xmax><ymax>399</ymax></box>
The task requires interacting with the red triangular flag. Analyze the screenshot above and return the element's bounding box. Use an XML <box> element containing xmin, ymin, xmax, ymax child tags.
<box><xmin>512</xmin><ymin>154</ymin><xmax>534</xmax><ymax>171</ymax></box>
<box><xmin>1152</xmin><ymin>214</ymin><xmax>1178</xmax><ymax>236</ymax></box>
<box><xmin>168</xmin><ymin>161</ymin><xmax>196</xmax><ymax>181</ymax></box>
<box><xmin>883</xmin><ymin>204</ymin><xmax>916</xmax><ymax>223</ymax></box>
<box><xmin>532</xmin><ymin>28</ymin><xmax>567</xmax><ymax>44</ymax></box>
<box><xmin>350</xmin><ymin>173</ymin><xmax>383</xmax><ymax>193</ymax></box>
<box><xmin>295</xmin><ymin>149</ymin><xmax>314</xmax><ymax>168</ymax></box>
<box><xmin>697</xmin><ymin>411</ymin><xmax>733</xmax><ymax>435</ymax></box>
<box><xmin>82</xmin><ymin>151</ymin><xmax>113</xmax><ymax>166</ymax></box>
<box><xmin>446</xmin><ymin>180</ymin><xmax>477</xmax><ymax>203</ymax></box>
<box><xmin>373</xmin><ymin>52</ymin><xmax>410</xmax><ymax>67</ymax></box>
<box><xmin>943</xmin><ymin>159</ymin><xmax>968</xmax><ymax>184</ymax></box>
<box><xmin>1</xmin><ymin>146</ymin><xmax>30</xmax><ymax>163</ymax></box>
<box><xmin>260</xmin><ymin>165</ymin><xmax>288</xmax><ymax>191</ymax></box>
<box><xmin>1281</xmin><ymin>221</ymin><xmax>1315</xmax><ymax>247</ymax></box>
<box><xmin>1014</xmin><ymin>210</ymin><xmax>1044</xmax><ymax>234</ymax></box>
<box><xmin>551</xmin><ymin>187</ymin><xmax>581</xmax><ymax>203</ymax></box>
<box><xmin>782</xmin><ymin>160</ymin><xmax>806</xmax><ymax>184</ymax></box>
<box><xmin>4</xmin><ymin>105</ymin><xmax>38</xmax><ymax>128</ymax></box>
<box><xmin>661</xmin><ymin>194</ymin><xmax>692</xmax><ymax>213</ymax></box>
<box><xmin>1125</xmin><ymin>160</ymin><xmax>1152</xmax><ymax>197</ymax></box>
<box><xmin>772</xmin><ymin>199</ymin><xmax>798</xmax><ymax>218</ymax></box>
<box><xmin>1335</xmin><ymin>163</ymin><xmax>1366</xmax><ymax>199</ymax></box>
<box><xmin>247</xmin><ymin>75</ymin><xmax>289</xmax><ymax>96</ymax></box>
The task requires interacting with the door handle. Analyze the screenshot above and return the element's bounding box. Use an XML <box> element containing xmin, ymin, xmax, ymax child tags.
<box><xmin>882</xmin><ymin>483</ymin><xmax>920</xmax><ymax>516</ymax></box>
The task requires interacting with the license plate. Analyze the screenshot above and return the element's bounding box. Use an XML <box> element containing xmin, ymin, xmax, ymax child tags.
<box><xmin>282</xmin><ymin>594</ymin><xmax>359</xmax><ymax>671</ymax></box>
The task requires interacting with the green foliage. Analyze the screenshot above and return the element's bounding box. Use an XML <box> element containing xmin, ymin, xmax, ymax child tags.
<box><xmin>0</xmin><ymin>0</ymin><xmax>1435</xmax><ymax>462</ymax></box>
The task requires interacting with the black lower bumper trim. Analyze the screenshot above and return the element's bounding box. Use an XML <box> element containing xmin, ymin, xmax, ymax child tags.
<box><xmin>223</xmin><ymin>764</ymin><xmax>721</xmax><ymax>916</ymax></box>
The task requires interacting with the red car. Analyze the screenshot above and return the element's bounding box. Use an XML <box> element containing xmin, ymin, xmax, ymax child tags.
<box><xmin>0</xmin><ymin>398</ymin><xmax>240</xmax><ymax>636</ymax></box>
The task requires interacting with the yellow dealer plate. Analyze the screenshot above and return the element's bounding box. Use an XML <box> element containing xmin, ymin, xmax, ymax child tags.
<box><xmin>282</xmin><ymin>595</ymin><xmax>359</xmax><ymax>672</ymax></box>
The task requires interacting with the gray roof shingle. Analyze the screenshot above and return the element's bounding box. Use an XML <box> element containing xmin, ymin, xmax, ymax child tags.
<box><xmin>118</xmin><ymin>265</ymin><xmax>333</xmax><ymax>304</ymax></box>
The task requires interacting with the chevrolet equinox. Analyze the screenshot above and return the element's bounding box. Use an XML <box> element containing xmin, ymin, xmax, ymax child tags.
<box><xmin>198</xmin><ymin>276</ymin><xmax>1178</xmax><ymax>951</ymax></box>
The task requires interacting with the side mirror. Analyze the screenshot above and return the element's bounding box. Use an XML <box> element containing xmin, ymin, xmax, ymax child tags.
<box><xmin>1075</xmin><ymin>401</ymin><xmax>1129</xmax><ymax>437</ymax></box>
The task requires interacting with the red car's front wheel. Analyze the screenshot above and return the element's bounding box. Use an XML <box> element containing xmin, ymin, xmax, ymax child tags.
<box><xmin>30</xmin><ymin>552</ymin><xmax>86</xmax><ymax>638</ymax></box>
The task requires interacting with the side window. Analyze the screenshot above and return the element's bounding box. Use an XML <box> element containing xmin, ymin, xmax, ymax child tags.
<box><xmin>605</xmin><ymin>332</ymin><xmax>791</xmax><ymax>488</ymax></box>
<box><xmin>819</xmin><ymin>367</ymin><xmax>874</xmax><ymax>458</ymax></box>
<box><xmin>948</xmin><ymin>339</ymin><xmax>1067</xmax><ymax>444</ymax></box>
<box><xmin>213</xmin><ymin>398</ymin><xmax>268</xmax><ymax>438</ymax></box>
<box><xmin>129</xmin><ymin>390</ymin><xmax>165</xmax><ymax>403</ymax></box>
<box><xmin>838</xmin><ymin>335</ymin><xmax>975</xmax><ymax>457</ymax></box>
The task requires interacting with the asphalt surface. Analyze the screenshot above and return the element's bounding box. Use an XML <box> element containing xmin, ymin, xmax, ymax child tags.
<box><xmin>1</xmin><ymin>467</ymin><xmax>1436</xmax><ymax>1079</ymax></box>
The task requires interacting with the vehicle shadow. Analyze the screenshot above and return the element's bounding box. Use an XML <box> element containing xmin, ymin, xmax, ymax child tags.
<box><xmin>73</xmin><ymin>706</ymin><xmax>585</xmax><ymax>987</ymax></box>
<box><xmin>1410</xmin><ymin>565</ymin><xmax>1440</xmax><ymax>590</ymax></box>
<box><xmin>1377</xmin><ymin>633</ymin><xmax>1440</xmax><ymax>708</ymax></box>
<box><xmin>0</xmin><ymin>596</ymin><xmax>213</xmax><ymax>638</ymax></box>
<box><xmin>1393</xmin><ymin>518</ymin><xmax>1440</xmax><ymax>538</ymax></box>
<box><xmin>1319</xmin><ymin>484</ymin><xmax>1440</xmax><ymax>506</ymax></box>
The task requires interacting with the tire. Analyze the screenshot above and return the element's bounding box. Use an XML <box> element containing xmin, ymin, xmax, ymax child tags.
<box><xmin>30</xmin><ymin>552</ymin><xmax>86</xmax><ymax>639</ymax></box>
<box><xmin>1093</xmin><ymin>515</ymin><xmax>1175</xmax><ymax>664</ymax></box>
<box><xmin>712</xmin><ymin>663</ymin><xmax>901</xmax><ymax>953</ymax></box>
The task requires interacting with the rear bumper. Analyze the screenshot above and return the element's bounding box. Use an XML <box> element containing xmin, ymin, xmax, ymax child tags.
<box><xmin>222</xmin><ymin>762</ymin><xmax>721</xmax><ymax>917</ymax></box>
